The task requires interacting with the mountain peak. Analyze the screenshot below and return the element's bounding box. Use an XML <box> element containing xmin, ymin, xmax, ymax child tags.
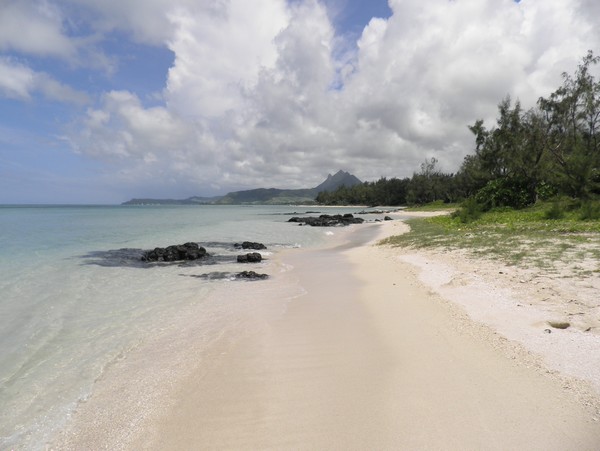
<box><xmin>314</xmin><ymin>170</ymin><xmax>362</xmax><ymax>193</ymax></box>
<box><xmin>326</xmin><ymin>170</ymin><xmax>348</xmax><ymax>179</ymax></box>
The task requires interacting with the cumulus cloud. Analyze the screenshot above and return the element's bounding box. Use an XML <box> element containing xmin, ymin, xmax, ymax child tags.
<box><xmin>65</xmin><ymin>0</ymin><xmax>193</xmax><ymax>45</ymax></box>
<box><xmin>165</xmin><ymin>0</ymin><xmax>289</xmax><ymax>118</ymax></box>
<box><xmin>69</xmin><ymin>90</ymin><xmax>237</xmax><ymax>193</ymax></box>
<box><xmin>0</xmin><ymin>0</ymin><xmax>77</xmax><ymax>58</ymax></box>
<box><xmin>0</xmin><ymin>0</ymin><xmax>121</xmax><ymax>75</ymax></box>
<box><xmin>74</xmin><ymin>90</ymin><xmax>196</xmax><ymax>159</ymax></box>
<box><xmin>68</xmin><ymin>0</ymin><xmax>600</xmax><ymax>194</ymax></box>
<box><xmin>0</xmin><ymin>57</ymin><xmax>89</xmax><ymax>104</ymax></box>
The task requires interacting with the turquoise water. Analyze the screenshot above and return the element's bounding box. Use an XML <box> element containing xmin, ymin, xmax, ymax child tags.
<box><xmin>0</xmin><ymin>205</ymin><xmax>380</xmax><ymax>449</ymax></box>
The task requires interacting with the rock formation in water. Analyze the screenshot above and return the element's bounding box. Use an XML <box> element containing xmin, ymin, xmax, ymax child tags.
<box><xmin>142</xmin><ymin>242</ymin><xmax>207</xmax><ymax>262</ymax></box>
<box><xmin>237</xmin><ymin>252</ymin><xmax>263</xmax><ymax>263</ymax></box>
<box><xmin>288</xmin><ymin>214</ymin><xmax>365</xmax><ymax>227</ymax></box>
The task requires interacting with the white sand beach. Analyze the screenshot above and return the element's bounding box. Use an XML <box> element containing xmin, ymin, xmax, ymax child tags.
<box><xmin>53</xmin><ymin>218</ymin><xmax>600</xmax><ymax>450</ymax></box>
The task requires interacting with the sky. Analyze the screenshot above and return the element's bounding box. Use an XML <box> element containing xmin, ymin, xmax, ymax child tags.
<box><xmin>1</xmin><ymin>0</ymin><xmax>599</xmax><ymax>204</ymax></box>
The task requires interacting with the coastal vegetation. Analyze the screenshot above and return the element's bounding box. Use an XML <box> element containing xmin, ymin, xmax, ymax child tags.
<box><xmin>382</xmin><ymin>200</ymin><xmax>600</xmax><ymax>274</ymax></box>
<box><xmin>364</xmin><ymin>52</ymin><xmax>600</xmax><ymax>277</ymax></box>
<box><xmin>318</xmin><ymin>52</ymin><xmax>600</xmax><ymax>216</ymax></box>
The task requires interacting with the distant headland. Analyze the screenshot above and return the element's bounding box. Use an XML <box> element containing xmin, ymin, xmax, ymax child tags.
<box><xmin>121</xmin><ymin>170</ymin><xmax>362</xmax><ymax>205</ymax></box>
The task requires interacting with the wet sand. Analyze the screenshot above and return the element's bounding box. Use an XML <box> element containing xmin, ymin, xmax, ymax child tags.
<box><xmin>130</xmin><ymin>223</ymin><xmax>600</xmax><ymax>450</ymax></box>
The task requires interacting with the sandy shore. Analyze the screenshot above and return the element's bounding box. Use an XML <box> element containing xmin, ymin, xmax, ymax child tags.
<box><xmin>126</xmin><ymin>220</ymin><xmax>599</xmax><ymax>450</ymax></box>
<box><xmin>382</xmin><ymin>216</ymin><xmax>600</xmax><ymax>395</ymax></box>
<box><xmin>53</xmin><ymin>218</ymin><xmax>600</xmax><ymax>450</ymax></box>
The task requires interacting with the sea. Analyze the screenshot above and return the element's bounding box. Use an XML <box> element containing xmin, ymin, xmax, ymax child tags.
<box><xmin>0</xmin><ymin>204</ymin><xmax>389</xmax><ymax>449</ymax></box>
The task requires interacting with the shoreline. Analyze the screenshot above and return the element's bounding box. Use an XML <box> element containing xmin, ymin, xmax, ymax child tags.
<box><xmin>48</xmin><ymin>224</ymin><xmax>365</xmax><ymax>450</ymax></box>
<box><xmin>137</xmin><ymin>219</ymin><xmax>600</xmax><ymax>448</ymax></box>
<box><xmin>378</xmin><ymin>218</ymin><xmax>600</xmax><ymax>399</ymax></box>
<box><xmin>52</xmin><ymin>218</ymin><xmax>600</xmax><ymax>449</ymax></box>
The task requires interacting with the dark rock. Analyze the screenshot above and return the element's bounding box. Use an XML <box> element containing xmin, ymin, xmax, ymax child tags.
<box><xmin>288</xmin><ymin>214</ymin><xmax>365</xmax><ymax>227</ymax></box>
<box><xmin>234</xmin><ymin>241</ymin><xmax>267</xmax><ymax>250</ymax></box>
<box><xmin>357</xmin><ymin>209</ymin><xmax>402</xmax><ymax>215</ymax></box>
<box><xmin>236</xmin><ymin>271</ymin><xmax>269</xmax><ymax>280</ymax></box>
<box><xmin>384</xmin><ymin>216</ymin><xmax>393</xmax><ymax>221</ymax></box>
<box><xmin>142</xmin><ymin>242</ymin><xmax>207</xmax><ymax>262</ymax></box>
<box><xmin>237</xmin><ymin>252</ymin><xmax>262</xmax><ymax>263</ymax></box>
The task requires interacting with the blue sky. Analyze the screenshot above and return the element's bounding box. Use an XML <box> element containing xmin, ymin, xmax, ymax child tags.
<box><xmin>1</xmin><ymin>0</ymin><xmax>598</xmax><ymax>203</ymax></box>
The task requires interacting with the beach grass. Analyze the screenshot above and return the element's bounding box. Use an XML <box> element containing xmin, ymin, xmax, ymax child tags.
<box><xmin>382</xmin><ymin>202</ymin><xmax>600</xmax><ymax>275</ymax></box>
<box><xmin>403</xmin><ymin>200</ymin><xmax>459</xmax><ymax>212</ymax></box>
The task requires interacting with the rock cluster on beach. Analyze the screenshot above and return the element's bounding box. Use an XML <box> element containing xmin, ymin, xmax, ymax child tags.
<box><xmin>236</xmin><ymin>270</ymin><xmax>269</xmax><ymax>280</ymax></box>
<box><xmin>140</xmin><ymin>242</ymin><xmax>269</xmax><ymax>264</ymax></box>
<box><xmin>237</xmin><ymin>252</ymin><xmax>263</xmax><ymax>263</ymax></box>
<box><xmin>140</xmin><ymin>241</ymin><xmax>266</xmax><ymax>278</ymax></box>
<box><xmin>89</xmin><ymin>241</ymin><xmax>272</xmax><ymax>280</ymax></box>
<box><xmin>142</xmin><ymin>242</ymin><xmax>207</xmax><ymax>262</ymax></box>
<box><xmin>235</xmin><ymin>241</ymin><xmax>267</xmax><ymax>250</ymax></box>
<box><xmin>288</xmin><ymin>214</ymin><xmax>365</xmax><ymax>227</ymax></box>
<box><xmin>356</xmin><ymin>208</ymin><xmax>402</xmax><ymax>215</ymax></box>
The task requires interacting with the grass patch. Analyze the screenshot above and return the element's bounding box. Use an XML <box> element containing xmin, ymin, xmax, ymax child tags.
<box><xmin>403</xmin><ymin>200</ymin><xmax>458</xmax><ymax>212</ymax></box>
<box><xmin>381</xmin><ymin>202</ymin><xmax>600</xmax><ymax>274</ymax></box>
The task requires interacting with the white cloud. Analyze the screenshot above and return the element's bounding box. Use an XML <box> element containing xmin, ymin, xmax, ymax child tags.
<box><xmin>68</xmin><ymin>0</ymin><xmax>600</xmax><ymax>195</ymax></box>
<box><xmin>164</xmin><ymin>0</ymin><xmax>289</xmax><ymax>118</ymax></box>
<box><xmin>74</xmin><ymin>90</ymin><xmax>197</xmax><ymax>159</ymax></box>
<box><xmin>0</xmin><ymin>57</ymin><xmax>89</xmax><ymax>104</ymax></box>
<box><xmin>70</xmin><ymin>90</ymin><xmax>233</xmax><ymax>192</ymax></box>
<box><xmin>0</xmin><ymin>0</ymin><xmax>121</xmax><ymax>75</ymax></box>
<box><xmin>65</xmin><ymin>0</ymin><xmax>193</xmax><ymax>45</ymax></box>
<box><xmin>37</xmin><ymin>73</ymin><xmax>90</xmax><ymax>104</ymax></box>
<box><xmin>0</xmin><ymin>58</ymin><xmax>34</xmax><ymax>100</ymax></box>
<box><xmin>0</xmin><ymin>0</ymin><xmax>77</xmax><ymax>58</ymax></box>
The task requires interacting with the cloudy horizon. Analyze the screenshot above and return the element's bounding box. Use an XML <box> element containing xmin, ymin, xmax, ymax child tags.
<box><xmin>1</xmin><ymin>0</ymin><xmax>599</xmax><ymax>203</ymax></box>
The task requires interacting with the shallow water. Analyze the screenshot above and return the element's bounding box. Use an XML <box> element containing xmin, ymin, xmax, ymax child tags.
<box><xmin>0</xmin><ymin>204</ymin><xmax>388</xmax><ymax>449</ymax></box>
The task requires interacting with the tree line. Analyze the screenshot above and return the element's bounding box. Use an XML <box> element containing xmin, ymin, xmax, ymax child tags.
<box><xmin>317</xmin><ymin>52</ymin><xmax>600</xmax><ymax>209</ymax></box>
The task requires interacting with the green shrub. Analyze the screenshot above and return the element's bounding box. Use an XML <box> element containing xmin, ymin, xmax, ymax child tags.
<box><xmin>452</xmin><ymin>197</ymin><xmax>483</xmax><ymax>223</ymax></box>
<box><xmin>544</xmin><ymin>200</ymin><xmax>565</xmax><ymax>220</ymax></box>
<box><xmin>536</xmin><ymin>181</ymin><xmax>558</xmax><ymax>201</ymax></box>
<box><xmin>475</xmin><ymin>178</ymin><xmax>534</xmax><ymax>211</ymax></box>
<box><xmin>580</xmin><ymin>200</ymin><xmax>600</xmax><ymax>220</ymax></box>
